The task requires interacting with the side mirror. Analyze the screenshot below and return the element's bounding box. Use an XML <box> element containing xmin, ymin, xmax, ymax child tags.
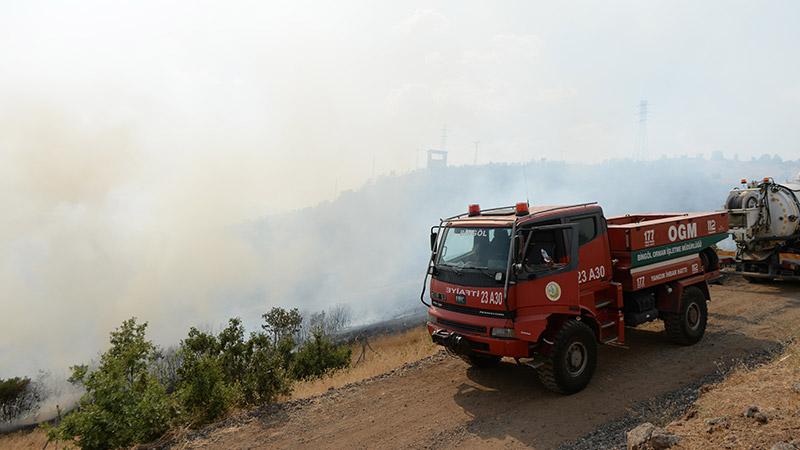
<box><xmin>430</xmin><ymin>231</ymin><xmax>438</xmax><ymax>252</ymax></box>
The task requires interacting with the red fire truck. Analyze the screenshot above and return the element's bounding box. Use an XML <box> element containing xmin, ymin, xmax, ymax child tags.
<box><xmin>422</xmin><ymin>202</ymin><xmax>728</xmax><ymax>394</ymax></box>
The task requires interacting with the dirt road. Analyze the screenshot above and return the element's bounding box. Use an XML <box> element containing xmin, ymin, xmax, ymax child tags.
<box><xmin>176</xmin><ymin>278</ymin><xmax>800</xmax><ymax>449</ymax></box>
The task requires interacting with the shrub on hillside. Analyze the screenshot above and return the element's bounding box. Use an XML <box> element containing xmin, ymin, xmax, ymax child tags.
<box><xmin>176</xmin><ymin>318</ymin><xmax>292</xmax><ymax>424</ymax></box>
<box><xmin>242</xmin><ymin>331</ymin><xmax>292</xmax><ymax>403</ymax></box>
<box><xmin>176</xmin><ymin>351</ymin><xmax>240</xmax><ymax>424</ymax></box>
<box><xmin>0</xmin><ymin>376</ymin><xmax>42</xmax><ymax>423</ymax></box>
<box><xmin>48</xmin><ymin>318</ymin><xmax>175</xmax><ymax>450</ymax></box>
<box><xmin>151</xmin><ymin>345</ymin><xmax>183</xmax><ymax>394</ymax></box>
<box><xmin>46</xmin><ymin>307</ymin><xmax>353</xmax><ymax>447</ymax></box>
<box><xmin>262</xmin><ymin>307</ymin><xmax>302</xmax><ymax>346</ymax></box>
<box><xmin>291</xmin><ymin>330</ymin><xmax>352</xmax><ymax>380</ymax></box>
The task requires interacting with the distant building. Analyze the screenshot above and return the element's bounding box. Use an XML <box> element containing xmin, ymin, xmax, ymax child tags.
<box><xmin>427</xmin><ymin>149</ymin><xmax>448</xmax><ymax>169</ymax></box>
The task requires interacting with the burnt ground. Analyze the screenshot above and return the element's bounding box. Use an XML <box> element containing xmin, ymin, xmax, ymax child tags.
<box><xmin>167</xmin><ymin>276</ymin><xmax>800</xmax><ymax>450</ymax></box>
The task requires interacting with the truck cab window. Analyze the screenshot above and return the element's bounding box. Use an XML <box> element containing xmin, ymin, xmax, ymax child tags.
<box><xmin>570</xmin><ymin>216</ymin><xmax>597</xmax><ymax>245</ymax></box>
<box><xmin>522</xmin><ymin>228</ymin><xmax>568</xmax><ymax>274</ymax></box>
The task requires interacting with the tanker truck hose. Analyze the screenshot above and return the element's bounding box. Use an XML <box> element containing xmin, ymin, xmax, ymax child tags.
<box><xmin>759</xmin><ymin>184</ymin><xmax>771</xmax><ymax>230</ymax></box>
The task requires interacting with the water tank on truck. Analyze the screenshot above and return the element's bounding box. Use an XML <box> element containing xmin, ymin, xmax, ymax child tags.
<box><xmin>724</xmin><ymin>171</ymin><xmax>800</xmax><ymax>281</ymax></box>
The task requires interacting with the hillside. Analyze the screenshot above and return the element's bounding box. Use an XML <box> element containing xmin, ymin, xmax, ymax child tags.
<box><xmin>244</xmin><ymin>156</ymin><xmax>800</xmax><ymax>323</ymax></box>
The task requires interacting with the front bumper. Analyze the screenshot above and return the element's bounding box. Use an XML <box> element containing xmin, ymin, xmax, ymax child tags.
<box><xmin>427</xmin><ymin>322</ymin><xmax>531</xmax><ymax>358</ymax></box>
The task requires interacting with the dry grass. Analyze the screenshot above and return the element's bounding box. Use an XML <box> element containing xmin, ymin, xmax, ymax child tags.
<box><xmin>667</xmin><ymin>340</ymin><xmax>800</xmax><ymax>449</ymax></box>
<box><xmin>289</xmin><ymin>325</ymin><xmax>438</xmax><ymax>400</ymax></box>
<box><xmin>0</xmin><ymin>428</ymin><xmax>74</xmax><ymax>450</ymax></box>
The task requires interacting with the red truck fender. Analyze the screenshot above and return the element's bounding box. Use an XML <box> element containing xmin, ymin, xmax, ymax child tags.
<box><xmin>656</xmin><ymin>273</ymin><xmax>710</xmax><ymax>314</ymax></box>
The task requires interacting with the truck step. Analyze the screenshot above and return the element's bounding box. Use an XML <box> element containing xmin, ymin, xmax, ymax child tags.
<box><xmin>515</xmin><ymin>357</ymin><xmax>544</xmax><ymax>370</ymax></box>
<box><xmin>601</xmin><ymin>336</ymin><xmax>629</xmax><ymax>348</ymax></box>
<box><xmin>600</xmin><ymin>321</ymin><xmax>616</xmax><ymax>329</ymax></box>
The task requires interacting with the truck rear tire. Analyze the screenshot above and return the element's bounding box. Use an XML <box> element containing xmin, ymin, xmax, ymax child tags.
<box><xmin>663</xmin><ymin>286</ymin><xmax>707</xmax><ymax>345</ymax></box>
<box><xmin>536</xmin><ymin>320</ymin><xmax>597</xmax><ymax>394</ymax></box>
<box><xmin>465</xmin><ymin>354</ymin><xmax>502</xmax><ymax>368</ymax></box>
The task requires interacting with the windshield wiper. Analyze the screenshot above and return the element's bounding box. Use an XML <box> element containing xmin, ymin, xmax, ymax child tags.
<box><xmin>437</xmin><ymin>262</ymin><xmax>464</xmax><ymax>274</ymax></box>
<box><xmin>474</xmin><ymin>266</ymin><xmax>504</xmax><ymax>281</ymax></box>
<box><xmin>452</xmin><ymin>265</ymin><xmax>503</xmax><ymax>280</ymax></box>
<box><xmin>437</xmin><ymin>263</ymin><xmax>504</xmax><ymax>280</ymax></box>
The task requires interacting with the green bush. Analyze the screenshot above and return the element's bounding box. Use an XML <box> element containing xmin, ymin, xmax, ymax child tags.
<box><xmin>176</xmin><ymin>353</ymin><xmax>240</xmax><ymax>424</ymax></box>
<box><xmin>47</xmin><ymin>308</ymin><xmax>354</xmax><ymax>447</ymax></box>
<box><xmin>291</xmin><ymin>330</ymin><xmax>352</xmax><ymax>380</ymax></box>
<box><xmin>48</xmin><ymin>318</ymin><xmax>175</xmax><ymax>450</ymax></box>
<box><xmin>176</xmin><ymin>318</ymin><xmax>292</xmax><ymax>424</ymax></box>
<box><xmin>0</xmin><ymin>377</ymin><xmax>30</xmax><ymax>404</ymax></box>
<box><xmin>241</xmin><ymin>332</ymin><xmax>291</xmax><ymax>404</ymax></box>
<box><xmin>0</xmin><ymin>376</ymin><xmax>41</xmax><ymax>422</ymax></box>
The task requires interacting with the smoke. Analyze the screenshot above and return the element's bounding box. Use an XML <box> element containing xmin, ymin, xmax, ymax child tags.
<box><xmin>1</xmin><ymin>0</ymin><xmax>800</xmax><ymax>428</ymax></box>
<box><xmin>0</xmin><ymin>105</ymin><xmax>261</xmax><ymax>377</ymax></box>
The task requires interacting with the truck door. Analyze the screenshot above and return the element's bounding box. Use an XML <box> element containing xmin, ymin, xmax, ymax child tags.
<box><xmin>513</xmin><ymin>223</ymin><xmax>580</xmax><ymax>311</ymax></box>
<box><xmin>568</xmin><ymin>213</ymin><xmax>612</xmax><ymax>293</ymax></box>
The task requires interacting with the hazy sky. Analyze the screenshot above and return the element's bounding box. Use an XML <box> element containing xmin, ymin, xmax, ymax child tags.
<box><xmin>2</xmin><ymin>1</ymin><xmax>799</xmax><ymax>209</ymax></box>
<box><xmin>1</xmin><ymin>1</ymin><xmax>799</xmax><ymax>376</ymax></box>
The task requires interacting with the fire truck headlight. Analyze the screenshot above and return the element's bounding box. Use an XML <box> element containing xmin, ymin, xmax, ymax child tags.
<box><xmin>491</xmin><ymin>327</ymin><xmax>515</xmax><ymax>338</ymax></box>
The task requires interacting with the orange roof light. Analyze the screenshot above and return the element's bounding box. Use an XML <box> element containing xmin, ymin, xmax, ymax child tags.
<box><xmin>740</xmin><ymin>178</ymin><xmax>747</xmax><ymax>184</ymax></box>
<box><xmin>515</xmin><ymin>202</ymin><xmax>529</xmax><ymax>216</ymax></box>
<box><xmin>763</xmin><ymin>177</ymin><xmax>770</xmax><ymax>183</ymax></box>
<box><xmin>468</xmin><ymin>204</ymin><xmax>481</xmax><ymax>216</ymax></box>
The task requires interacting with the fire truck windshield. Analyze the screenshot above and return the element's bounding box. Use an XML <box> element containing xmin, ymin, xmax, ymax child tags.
<box><xmin>437</xmin><ymin>227</ymin><xmax>511</xmax><ymax>272</ymax></box>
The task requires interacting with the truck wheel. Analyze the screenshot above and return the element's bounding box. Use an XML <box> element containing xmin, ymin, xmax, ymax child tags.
<box><xmin>465</xmin><ymin>354</ymin><xmax>502</xmax><ymax>368</ymax></box>
<box><xmin>536</xmin><ymin>320</ymin><xmax>597</xmax><ymax>394</ymax></box>
<box><xmin>663</xmin><ymin>286</ymin><xmax>707</xmax><ymax>345</ymax></box>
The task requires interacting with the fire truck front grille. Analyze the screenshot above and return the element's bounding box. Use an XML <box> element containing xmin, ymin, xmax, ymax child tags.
<box><xmin>436</xmin><ymin>318</ymin><xmax>487</xmax><ymax>335</ymax></box>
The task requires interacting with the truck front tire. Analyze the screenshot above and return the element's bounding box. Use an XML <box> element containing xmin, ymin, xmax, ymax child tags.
<box><xmin>663</xmin><ymin>286</ymin><xmax>707</xmax><ymax>345</ymax></box>
<box><xmin>536</xmin><ymin>320</ymin><xmax>597</xmax><ymax>394</ymax></box>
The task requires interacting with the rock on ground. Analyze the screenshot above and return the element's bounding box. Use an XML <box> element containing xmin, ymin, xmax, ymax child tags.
<box><xmin>626</xmin><ymin>422</ymin><xmax>680</xmax><ymax>450</ymax></box>
<box><xmin>649</xmin><ymin>428</ymin><xmax>681</xmax><ymax>449</ymax></box>
<box><xmin>771</xmin><ymin>442</ymin><xmax>797</xmax><ymax>450</ymax></box>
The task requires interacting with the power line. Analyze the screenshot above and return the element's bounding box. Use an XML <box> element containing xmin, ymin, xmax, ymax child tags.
<box><xmin>636</xmin><ymin>99</ymin><xmax>649</xmax><ymax>161</ymax></box>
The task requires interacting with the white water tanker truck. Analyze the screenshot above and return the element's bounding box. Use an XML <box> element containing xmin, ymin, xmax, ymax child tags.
<box><xmin>724</xmin><ymin>171</ymin><xmax>800</xmax><ymax>281</ymax></box>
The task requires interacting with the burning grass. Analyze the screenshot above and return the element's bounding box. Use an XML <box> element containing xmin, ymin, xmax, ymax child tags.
<box><xmin>289</xmin><ymin>325</ymin><xmax>438</xmax><ymax>400</ymax></box>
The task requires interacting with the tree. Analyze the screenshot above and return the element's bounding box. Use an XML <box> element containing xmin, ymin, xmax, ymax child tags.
<box><xmin>291</xmin><ymin>329</ymin><xmax>352</xmax><ymax>380</ymax></box>
<box><xmin>216</xmin><ymin>318</ymin><xmax>249</xmax><ymax>383</ymax></box>
<box><xmin>175</xmin><ymin>326</ymin><xmax>236</xmax><ymax>424</ymax></box>
<box><xmin>300</xmin><ymin>304</ymin><xmax>352</xmax><ymax>341</ymax></box>
<box><xmin>151</xmin><ymin>345</ymin><xmax>183</xmax><ymax>394</ymax></box>
<box><xmin>0</xmin><ymin>376</ymin><xmax>42</xmax><ymax>423</ymax></box>
<box><xmin>48</xmin><ymin>318</ymin><xmax>174</xmax><ymax>450</ymax></box>
<box><xmin>262</xmin><ymin>307</ymin><xmax>302</xmax><ymax>345</ymax></box>
<box><xmin>241</xmin><ymin>332</ymin><xmax>292</xmax><ymax>404</ymax></box>
<box><xmin>176</xmin><ymin>318</ymin><xmax>293</xmax><ymax>423</ymax></box>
